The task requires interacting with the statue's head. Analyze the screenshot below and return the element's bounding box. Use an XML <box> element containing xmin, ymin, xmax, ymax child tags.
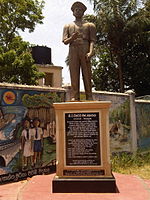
<box><xmin>71</xmin><ymin>1</ymin><xmax>87</xmax><ymax>13</ymax></box>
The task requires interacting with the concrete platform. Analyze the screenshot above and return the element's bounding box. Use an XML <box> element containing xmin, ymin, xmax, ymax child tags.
<box><xmin>0</xmin><ymin>173</ymin><xmax>150</xmax><ymax>200</ymax></box>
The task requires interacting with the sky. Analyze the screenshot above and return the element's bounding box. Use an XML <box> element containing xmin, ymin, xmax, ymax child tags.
<box><xmin>20</xmin><ymin>0</ymin><xmax>94</xmax><ymax>88</ymax></box>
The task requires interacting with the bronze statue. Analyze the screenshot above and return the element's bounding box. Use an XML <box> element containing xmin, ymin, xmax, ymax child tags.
<box><xmin>62</xmin><ymin>1</ymin><xmax>96</xmax><ymax>101</ymax></box>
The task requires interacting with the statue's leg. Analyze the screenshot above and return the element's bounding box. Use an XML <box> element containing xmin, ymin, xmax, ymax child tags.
<box><xmin>69</xmin><ymin>46</ymin><xmax>80</xmax><ymax>100</ymax></box>
<box><xmin>80</xmin><ymin>45</ymin><xmax>93</xmax><ymax>100</ymax></box>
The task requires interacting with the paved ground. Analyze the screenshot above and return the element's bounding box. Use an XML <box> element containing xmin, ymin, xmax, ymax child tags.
<box><xmin>0</xmin><ymin>173</ymin><xmax>150</xmax><ymax>200</ymax></box>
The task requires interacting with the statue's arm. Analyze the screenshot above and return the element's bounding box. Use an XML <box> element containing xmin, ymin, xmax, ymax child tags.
<box><xmin>86</xmin><ymin>23</ymin><xmax>96</xmax><ymax>60</ymax></box>
<box><xmin>86</xmin><ymin>41</ymin><xmax>95</xmax><ymax>59</ymax></box>
<box><xmin>62</xmin><ymin>24</ymin><xmax>79</xmax><ymax>45</ymax></box>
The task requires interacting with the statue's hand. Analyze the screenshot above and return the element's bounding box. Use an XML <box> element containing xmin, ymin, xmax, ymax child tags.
<box><xmin>71</xmin><ymin>32</ymin><xmax>80</xmax><ymax>40</ymax></box>
<box><xmin>63</xmin><ymin>32</ymin><xmax>80</xmax><ymax>45</ymax></box>
<box><xmin>86</xmin><ymin>52</ymin><xmax>92</xmax><ymax>61</ymax></box>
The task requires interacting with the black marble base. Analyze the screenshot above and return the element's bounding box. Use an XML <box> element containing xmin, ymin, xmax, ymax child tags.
<box><xmin>52</xmin><ymin>175</ymin><xmax>118</xmax><ymax>193</ymax></box>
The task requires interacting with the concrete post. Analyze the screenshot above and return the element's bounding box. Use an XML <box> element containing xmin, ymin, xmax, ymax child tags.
<box><xmin>126</xmin><ymin>90</ymin><xmax>138</xmax><ymax>153</ymax></box>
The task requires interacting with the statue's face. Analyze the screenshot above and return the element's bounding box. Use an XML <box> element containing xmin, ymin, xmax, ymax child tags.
<box><xmin>73</xmin><ymin>7</ymin><xmax>84</xmax><ymax>18</ymax></box>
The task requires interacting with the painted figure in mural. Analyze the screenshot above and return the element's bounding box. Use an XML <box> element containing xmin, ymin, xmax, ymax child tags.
<box><xmin>21</xmin><ymin>118</ymin><xmax>34</xmax><ymax>169</ymax></box>
<box><xmin>62</xmin><ymin>1</ymin><xmax>96</xmax><ymax>101</ymax></box>
<box><xmin>46</xmin><ymin>121</ymin><xmax>56</xmax><ymax>143</ymax></box>
<box><xmin>32</xmin><ymin>118</ymin><xmax>43</xmax><ymax>166</ymax></box>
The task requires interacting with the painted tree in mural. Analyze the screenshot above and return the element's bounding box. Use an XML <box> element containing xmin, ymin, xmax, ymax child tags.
<box><xmin>0</xmin><ymin>0</ymin><xmax>45</xmax><ymax>84</ymax></box>
<box><xmin>22</xmin><ymin>92</ymin><xmax>61</xmax><ymax>122</ymax></box>
<box><xmin>110</xmin><ymin>100</ymin><xmax>130</xmax><ymax>127</ymax></box>
<box><xmin>88</xmin><ymin>0</ymin><xmax>150</xmax><ymax>95</ymax></box>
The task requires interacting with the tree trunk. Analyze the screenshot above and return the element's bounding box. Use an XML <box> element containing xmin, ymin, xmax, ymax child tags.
<box><xmin>117</xmin><ymin>53</ymin><xmax>124</xmax><ymax>93</ymax></box>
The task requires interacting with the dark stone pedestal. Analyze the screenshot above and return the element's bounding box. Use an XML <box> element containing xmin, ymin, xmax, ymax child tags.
<box><xmin>52</xmin><ymin>175</ymin><xmax>118</xmax><ymax>193</ymax></box>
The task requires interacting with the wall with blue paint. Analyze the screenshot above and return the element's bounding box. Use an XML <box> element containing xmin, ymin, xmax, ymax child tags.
<box><xmin>0</xmin><ymin>83</ymin><xmax>65</xmax><ymax>183</ymax></box>
<box><xmin>135</xmin><ymin>99</ymin><xmax>150</xmax><ymax>150</ymax></box>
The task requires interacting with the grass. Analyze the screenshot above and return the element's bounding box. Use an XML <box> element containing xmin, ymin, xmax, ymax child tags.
<box><xmin>111</xmin><ymin>151</ymin><xmax>150</xmax><ymax>179</ymax></box>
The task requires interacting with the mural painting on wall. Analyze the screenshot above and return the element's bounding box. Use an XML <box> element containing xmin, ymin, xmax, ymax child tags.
<box><xmin>80</xmin><ymin>93</ymin><xmax>131</xmax><ymax>153</ymax></box>
<box><xmin>109</xmin><ymin>100</ymin><xmax>131</xmax><ymax>153</ymax></box>
<box><xmin>0</xmin><ymin>88</ymin><xmax>64</xmax><ymax>184</ymax></box>
<box><xmin>136</xmin><ymin>102</ymin><xmax>150</xmax><ymax>150</ymax></box>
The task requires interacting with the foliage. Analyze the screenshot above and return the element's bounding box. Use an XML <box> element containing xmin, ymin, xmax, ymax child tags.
<box><xmin>0</xmin><ymin>36</ymin><xmax>44</xmax><ymax>84</ymax></box>
<box><xmin>22</xmin><ymin>92</ymin><xmax>61</xmax><ymax>108</ymax></box>
<box><xmin>92</xmin><ymin>45</ymin><xmax>120</xmax><ymax>91</ymax></box>
<box><xmin>0</xmin><ymin>0</ymin><xmax>45</xmax><ymax>85</ymax></box>
<box><xmin>124</xmin><ymin>32</ymin><xmax>150</xmax><ymax>96</ymax></box>
<box><xmin>87</xmin><ymin>0</ymin><xmax>150</xmax><ymax>95</ymax></box>
<box><xmin>0</xmin><ymin>0</ymin><xmax>44</xmax><ymax>47</ymax></box>
<box><xmin>111</xmin><ymin>151</ymin><xmax>150</xmax><ymax>179</ymax></box>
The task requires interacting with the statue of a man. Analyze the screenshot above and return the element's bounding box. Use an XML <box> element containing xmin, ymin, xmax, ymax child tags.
<box><xmin>62</xmin><ymin>1</ymin><xmax>96</xmax><ymax>101</ymax></box>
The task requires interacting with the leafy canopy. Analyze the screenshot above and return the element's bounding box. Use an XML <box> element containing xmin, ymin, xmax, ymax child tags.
<box><xmin>0</xmin><ymin>0</ymin><xmax>44</xmax><ymax>46</ymax></box>
<box><xmin>0</xmin><ymin>36</ymin><xmax>44</xmax><ymax>84</ymax></box>
<box><xmin>0</xmin><ymin>0</ymin><xmax>45</xmax><ymax>85</ymax></box>
<box><xmin>87</xmin><ymin>0</ymin><xmax>150</xmax><ymax>95</ymax></box>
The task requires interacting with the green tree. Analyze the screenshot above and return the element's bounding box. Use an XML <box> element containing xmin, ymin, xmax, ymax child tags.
<box><xmin>124</xmin><ymin>32</ymin><xmax>150</xmax><ymax>96</ymax></box>
<box><xmin>0</xmin><ymin>0</ymin><xmax>45</xmax><ymax>84</ymax></box>
<box><xmin>92</xmin><ymin>45</ymin><xmax>120</xmax><ymax>91</ymax></box>
<box><xmin>0</xmin><ymin>36</ymin><xmax>44</xmax><ymax>84</ymax></box>
<box><xmin>123</xmin><ymin>1</ymin><xmax>150</xmax><ymax>95</ymax></box>
<box><xmin>88</xmin><ymin>0</ymin><xmax>150</xmax><ymax>95</ymax></box>
<box><xmin>0</xmin><ymin>0</ymin><xmax>44</xmax><ymax>47</ymax></box>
